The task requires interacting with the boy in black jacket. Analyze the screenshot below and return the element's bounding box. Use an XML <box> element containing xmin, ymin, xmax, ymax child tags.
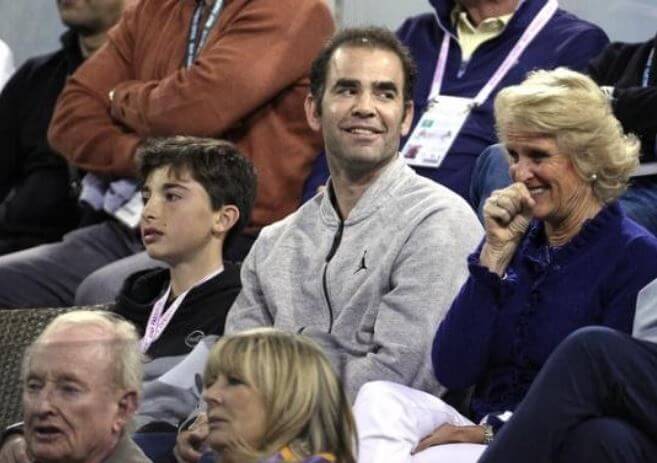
<box><xmin>0</xmin><ymin>136</ymin><xmax>257</xmax><ymax>459</ymax></box>
<box><xmin>115</xmin><ymin>136</ymin><xmax>256</xmax><ymax>431</ymax></box>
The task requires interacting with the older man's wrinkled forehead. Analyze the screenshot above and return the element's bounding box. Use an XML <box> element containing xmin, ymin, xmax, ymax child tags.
<box><xmin>26</xmin><ymin>321</ymin><xmax>117</xmax><ymax>374</ymax></box>
<box><xmin>41</xmin><ymin>318</ymin><xmax>117</xmax><ymax>345</ymax></box>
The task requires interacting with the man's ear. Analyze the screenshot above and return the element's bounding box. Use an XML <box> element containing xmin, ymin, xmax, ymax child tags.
<box><xmin>305</xmin><ymin>94</ymin><xmax>322</xmax><ymax>132</ymax></box>
<box><xmin>212</xmin><ymin>205</ymin><xmax>240</xmax><ymax>235</ymax></box>
<box><xmin>113</xmin><ymin>390</ymin><xmax>138</xmax><ymax>434</ymax></box>
<box><xmin>401</xmin><ymin>100</ymin><xmax>415</xmax><ymax>137</ymax></box>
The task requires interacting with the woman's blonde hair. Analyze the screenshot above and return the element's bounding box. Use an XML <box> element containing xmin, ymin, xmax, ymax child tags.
<box><xmin>204</xmin><ymin>328</ymin><xmax>357</xmax><ymax>463</ymax></box>
<box><xmin>494</xmin><ymin>67</ymin><xmax>640</xmax><ymax>203</ymax></box>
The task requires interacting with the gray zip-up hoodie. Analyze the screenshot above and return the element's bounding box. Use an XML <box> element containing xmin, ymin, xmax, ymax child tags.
<box><xmin>226</xmin><ymin>158</ymin><xmax>483</xmax><ymax>400</ymax></box>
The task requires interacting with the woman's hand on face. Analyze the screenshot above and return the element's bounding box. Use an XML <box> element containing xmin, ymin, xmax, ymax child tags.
<box><xmin>411</xmin><ymin>424</ymin><xmax>485</xmax><ymax>454</ymax></box>
<box><xmin>480</xmin><ymin>183</ymin><xmax>535</xmax><ymax>276</ymax></box>
<box><xmin>174</xmin><ymin>412</ymin><xmax>209</xmax><ymax>463</ymax></box>
<box><xmin>484</xmin><ymin>183</ymin><xmax>535</xmax><ymax>245</ymax></box>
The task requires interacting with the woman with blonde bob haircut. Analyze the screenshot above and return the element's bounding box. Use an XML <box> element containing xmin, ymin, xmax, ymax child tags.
<box><xmin>202</xmin><ymin>328</ymin><xmax>357</xmax><ymax>463</ymax></box>
<box><xmin>352</xmin><ymin>68</ymin><xmax>657</xmax><ymax>463</ymax></box>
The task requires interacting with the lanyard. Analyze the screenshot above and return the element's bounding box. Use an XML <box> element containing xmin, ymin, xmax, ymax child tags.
<box><xmin>643</xmin><ymin>48</ymin><xmax>654</xmax><ymax>87</ymax></box>
<box><xmin>430</xmin><ymin>0</ymin><xmax>558</xmax><ymax>105</ymax></box>
<box><xmin>140</xmin><ymin>266</ymin><xmax>224</xmax><ymax>353</ymax></box>
<box><xmin>644</xmin><ymin>47</ymin><xmax>657</xmax><ymax>159</ymax></box>
<box><xmin>185</xmin><ymin>0</ymin><xmax>224</xmax><ymax>68</ymax></box>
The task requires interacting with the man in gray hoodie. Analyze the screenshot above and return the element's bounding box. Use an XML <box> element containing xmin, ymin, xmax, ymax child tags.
<box><xmin>225</xmin><ymin>27</ymin><xmax>483</xmax><ymax>402</ymax></box>
<box><xmin>174</xmin><ymin>26</ymin><xmax>483</xmax><ymax>463</ymax></box>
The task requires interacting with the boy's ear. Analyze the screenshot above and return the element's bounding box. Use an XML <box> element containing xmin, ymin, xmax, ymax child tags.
<box><xmin>212</xmin><ymin>205</ymin><xmax>240</xmax><ymax>235</ymax></box>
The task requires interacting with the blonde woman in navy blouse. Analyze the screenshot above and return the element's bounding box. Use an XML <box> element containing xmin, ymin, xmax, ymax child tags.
<box><xmin>353</xmin><ymin>68</ymin><xmax>657</xmax><ymax>463</ymax></box>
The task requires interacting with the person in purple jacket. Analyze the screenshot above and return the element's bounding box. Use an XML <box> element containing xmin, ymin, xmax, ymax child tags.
<box><xmin>471</xmin><ymin>31</ymin><xmax>657</xmax><ymax>235</ymax></box>
<box><xmin>352</xmin><ymin>68</ymin><xmax>657</xmax><ymax>463</ymax></box>
<box><xmin>303</xmin><ymin>0</ymin><xmax>608</xmax><ymax>204</ymax></box>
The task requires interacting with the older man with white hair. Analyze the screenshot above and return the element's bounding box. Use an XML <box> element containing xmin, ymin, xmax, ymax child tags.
<box><xmin>1</xmin><ymin>311</ymin><xmax>150</xmax><ymax>463</ymax></box>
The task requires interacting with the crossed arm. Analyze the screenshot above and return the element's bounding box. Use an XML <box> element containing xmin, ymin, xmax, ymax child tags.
<box><xmin>48</xmin><ymin>0</ymin><xmax>334</xmax><ymax>176</ymax></box>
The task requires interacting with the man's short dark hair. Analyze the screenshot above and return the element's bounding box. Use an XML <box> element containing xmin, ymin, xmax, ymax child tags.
<box><xmin>309</xmin><ymin>27</ymin><xmax>417</xmax><ymax>108</ymax></box>
<box><xmin>136</xmin><ymin>136</ymin><xmax>257</xmax><ymax>250</ymax></box>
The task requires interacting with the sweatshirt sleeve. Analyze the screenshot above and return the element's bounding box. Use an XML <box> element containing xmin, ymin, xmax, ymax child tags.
<box><xmin>313</xmin><ymin>207</ymin><xmax>483</xmax><ymax>401</ymax></box>
<box><xmin>432</xmin><ymin>248</ymin><xmax>518</xmax><ymax>390</ymax></box>
<box><xmin>108</xmin><ymin>0</ymin><xmax>334</xmax><ymax>137</ymax></box>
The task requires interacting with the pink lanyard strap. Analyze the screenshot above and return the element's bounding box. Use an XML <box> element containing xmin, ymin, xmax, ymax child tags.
<box><xmin>140</xmin><ymin>266</ymin><xmax>224</xmax><ymax>353</ymax></box>
<box><xmin>430</xmin><ymin>0</ymin><xmax>558</xmax><ymax>104</ymax></box>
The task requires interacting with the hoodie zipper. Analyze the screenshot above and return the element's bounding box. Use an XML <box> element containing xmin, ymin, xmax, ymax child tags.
<box><xmin>322</xmin><ymin>220</ymin><xmax>343</xmax><ymax>333</ymax></box>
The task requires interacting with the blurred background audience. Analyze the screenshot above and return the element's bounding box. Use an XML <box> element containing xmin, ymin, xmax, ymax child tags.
<box><xmin>0</xmin><ymin>0</ymin><xmax>127</xmax><ymax>256</ymax></box>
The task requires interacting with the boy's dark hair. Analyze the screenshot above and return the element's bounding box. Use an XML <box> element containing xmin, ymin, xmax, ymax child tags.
<box><xmin>137</xmin><ymin>136</ymin><xmax>257</xmax><ymax>250</ymax></box>
<box><xmin>309</xmin><ymin>26</ymin><xmax>417</xmax><ymax>109</ymax></box>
